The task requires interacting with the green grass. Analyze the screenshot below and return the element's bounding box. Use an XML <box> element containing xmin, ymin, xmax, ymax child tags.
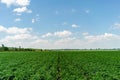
<box><xmin>0</xmin><ymin>51</ymin><xmax>120</xmax><ymax>80</ymax></box>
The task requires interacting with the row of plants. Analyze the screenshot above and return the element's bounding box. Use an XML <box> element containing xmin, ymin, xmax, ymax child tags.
<box><xmin>0</xmin><ymin>51</ymin><xmax>120</xmax><ymax>80</ymax></box>
<box><xmin>59</xmin><ymin>51</ymin><xmax>120</xmax><ymax>80</ymax></box>
<box><xmin>0</xmin><ymin>51</ymin><xmax>58</xmax><ymax>80</ymax></box>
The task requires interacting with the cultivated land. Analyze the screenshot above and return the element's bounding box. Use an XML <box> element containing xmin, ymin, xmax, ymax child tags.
<box><xmin>0</xmin><ymin>51</ymin><xmax>120</xmax><ymax>80</ymax></box>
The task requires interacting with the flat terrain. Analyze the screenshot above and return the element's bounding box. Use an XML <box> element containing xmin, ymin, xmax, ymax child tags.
<box><xmin>0</xmin><ymin>51</ymin><xmax>120</xmax><ymax>80</ymax></box>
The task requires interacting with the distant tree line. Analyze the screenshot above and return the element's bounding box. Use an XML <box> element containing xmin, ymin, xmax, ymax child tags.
<box><xmin>0</xmin><ymin>44</ymin><xmax>43</xmax><ymax>52</ymax></box>
<box><xmin>0</xmin><ymin>44</ymin><xmax>9</xmax><ymax>51</ymax></box>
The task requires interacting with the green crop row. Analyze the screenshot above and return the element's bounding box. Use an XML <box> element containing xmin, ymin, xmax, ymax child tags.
<box><xmin>0</xmin><ymin>51</ymin><xmax>120</xmax><ymax>80</ymax></box>
<box><xmin>0</xmin><ymin>51</ymin><xmax>58</xmax><ymax>80</ymax></box>
<box><xmin>59</xmin><ymin>51</ymin><xmax>120</xmax><ymax>80</ymax></box>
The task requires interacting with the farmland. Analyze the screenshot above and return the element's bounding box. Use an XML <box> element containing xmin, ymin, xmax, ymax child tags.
<box><xmin>0</xmin><ymin>51</ymin><xmax>120</xmax><ymax>80</ymax></box>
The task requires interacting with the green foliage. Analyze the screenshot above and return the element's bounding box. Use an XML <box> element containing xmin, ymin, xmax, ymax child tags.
<box><xmin>3</xmin><ymin>47</ymin><xmax>9</xmax><ymax>51</ymax></box>
<box><xmin>59</xmin><ymin>51</ymin><xmax>120</xmax><ymax>80</ymax></box>
<box><xmin>0</xmin><ymin>51</ymin><xmax>58</xmax><ymax>80</ymax></box>
<box><xmin>0</xmin><ymin>51</ymin><xmax>120</xmax><ymax>80</ymax></box>
<box><xmin>0</xmin><ymin>46</ymin><xmax>9</xmax><ymax>51</ymax></box>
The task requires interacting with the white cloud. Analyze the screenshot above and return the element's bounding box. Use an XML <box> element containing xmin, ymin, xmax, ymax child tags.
<box><xmin>71</xmin><ymin>24</ymin><xmax>79</xmax><ymax>28</ymax></box>
<box><xmin>0</xmin><ymin>0</ymin><xmax>32</xmax><ymax>15</ymax></box>
<box><xmin>42</xmin><ymin>30</ymin><xmax>72</xmax><ymax>38</ymax></box>
<box><xmin>16</xmin><ymin>0</ymin><xmax>30</xmax><ymax>6</ymax></box>
<box><xmin>1</xmin><ymin>0</ymin><xmax>15</xmax><ymax>7</ymax></box>
<box><xmin>4</xmin><ymin>34</ymin><xmax>32</xmax><ymax>41</ymax></box>
<box><xmin>54</xmin><ymin>37</ymin><xmax>84</xmax><ymax>49</ymax></box>
<box><xmin>0</xmin><ymin>33</ymin><xmax>39</xmax><ymax>48</ymax></box>
<box><xmin>55</xmin><ymin>37</ymin><xmax>75</xmax><ymax>45</ymax></box>
<box><xmin>54</xmin><ymin>33</ymin><xmax>120</xmax><ymax>49</ymax></box>
<box><xmin>0</xmin><ymin>25</ymin><xmax>6</xmax><ymax>32</ymax></box>
<box><xmin>82</xmin><ymin>33</ymin><xmax>120</xmax><ymax>49</ymax></box>
<box><xmin>53</xmin><ymin>33</ymin><xmax>120</xmax><ymax>49</ymax></box>
<box><xmin>14</xmin><ymin>18</ymin><xmax>21</xmax><ymax>22</ymax></box>
<box><xmin>0</xmin><ymin>25</ymin><xmax>32</xmax><ymax>34</ymax></box>
<box><xmin>82</xmin><ymin>32</ymin><xmax>89</xmax><ymax>36</ymax></box>
<box><xmin>27</xmin><ymin>9</ymin><xmax>32</xmax><ymax>13</ymax></box>
<box><xmin>31</xmin><ymin>39</ymin><xmax>49</xmax><ymax>45</ymax></box>
<box><xmin>0</xmin><ymin>25</ymin><xmax>39</xmax><ymax>48</ymax></box>
<box><xmin>6</xmin><ymin>27</ymin><xmax>32</xmax><ymax>34</ymax></box>
<box><xmin>85</xmin><ymin>33</ymin><xmax>118</xmax><ymax>43</ymax></box>
<box><xmin>54</xmin><ymin>30</ymin><xmax>72</xmax><ymax>38</ymax></box>
<box><xmin>13</xmin><ymin>7</ymin><xmax>32</xmax><ymax>13</ymax></box>
<box><xmin>42</xmin><ymin>33</ymin><xmax>53</xmax><ymax>38</ymax></box>
<box><xmin>0</xmin><ymin>0</ymin><xmax>30</xmax><ymax>7</ymax></box>
<box><xmin>1</xmin><ymin>25</ymin><xmax>120</xmax><ymax>49</ymax></box>
<box><xmin>13</xmin><ymin>7</ymin><xmax>26</xmax><ymax>13</ymax></box>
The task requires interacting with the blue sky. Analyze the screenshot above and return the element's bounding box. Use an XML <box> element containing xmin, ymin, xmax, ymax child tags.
<box><xmin>0</xmin><ymin>0</ymin><xmax>120</xmax><ymax>49</ymax></box>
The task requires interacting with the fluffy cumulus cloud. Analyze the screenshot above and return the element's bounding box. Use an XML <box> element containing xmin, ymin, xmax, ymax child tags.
<box><xmin>1</xmin><ymin>0</ymin><xmax>15</xmax><ymax>7</ymax></box>
<box><xmin>54</xmin><ymin>30</ymin><xmax>72</xmax><ymax>37</ymax></box>
<box><xmin>0</xmin><ymin>25</ymin><xmax>32</xmax><ymax>34</ymax></box>
<box><xmin>82</xmin><ymin>33</ymin><xmax>120</xmax><ymax>49</ymax></box>
<box><xmin>0</xmin><ymin>25</ymin><xmax>41</xmax><ymax>48</ymax></box>
<box><xmin>0</xmin><ymin>0</ymin><xmax>30</xmax><ymax>7</ymax></box>
<box><xmin>0</xmin><ymin>25</ymin><xmax>6</xmax><ymax>32</ymax></box>
<box><xmin>15</xmin><ymin>0</ymin><xmax>30</xmax><ymax>6</ymax></box>
<box><xmin>82</xmin><ymin>32</ymin><xmax>89</xmax><ymax>36</ymax></box>
<box><xmin>42</xmin><ymin>33</ymin><xmax>52</xmax><ymax>38</ymax></box>
<box><xmin>52</xmin><ymin>33</ymin><xmax>120</xmax><ymax>49</ymax></box>
<box><xmin>1</xmin><ymin>25</ymin><xmax>120</xmax><ymax>49</ymax></box>
<box><xmin>71</xmin><ymin>24</ymin><xmax>79</xmax><ymax>28</ymax></box>
<box><xmin>3</xmin><ymin>34</ymin><xmax>32</xmax><ymax>41</ymax></box>
<box><xmin>42</xmin><ymin>30</ymin><xmax>72</xmax><ymax>38</ymax></box>
<box><xmin>13</xmin><ymin>7</ymin><xmax>32</xmax><ymax>13</ymax></box>
<box><xmin>41</xmin><ymin>31</ymin><xmax>120</xmax><ymax>49</ymax></box>
<box><xmin>0</xmin><ymin>0</ymin><xmax>32</xmax><ymax>14</ymax></box>
<box><xmin>7</xmin><ymin>27</ymin><xmax>32</xmax><ymax>34</ymax></box>
<box><xmin>85</xmin><ymin>33</ymin><xmax>118</xmax><ymax>43</ymax></box>
<box><xmin>0</xmin><ymin>26</ymin><xmax>34</xmax><ymax>47</ymax></box>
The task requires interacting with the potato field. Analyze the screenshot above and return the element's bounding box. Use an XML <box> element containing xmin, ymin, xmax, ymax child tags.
<box><xmin>0</xmin><ymin>51</ymin><xmax>120</xmax><ymax>80</ymax></box>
